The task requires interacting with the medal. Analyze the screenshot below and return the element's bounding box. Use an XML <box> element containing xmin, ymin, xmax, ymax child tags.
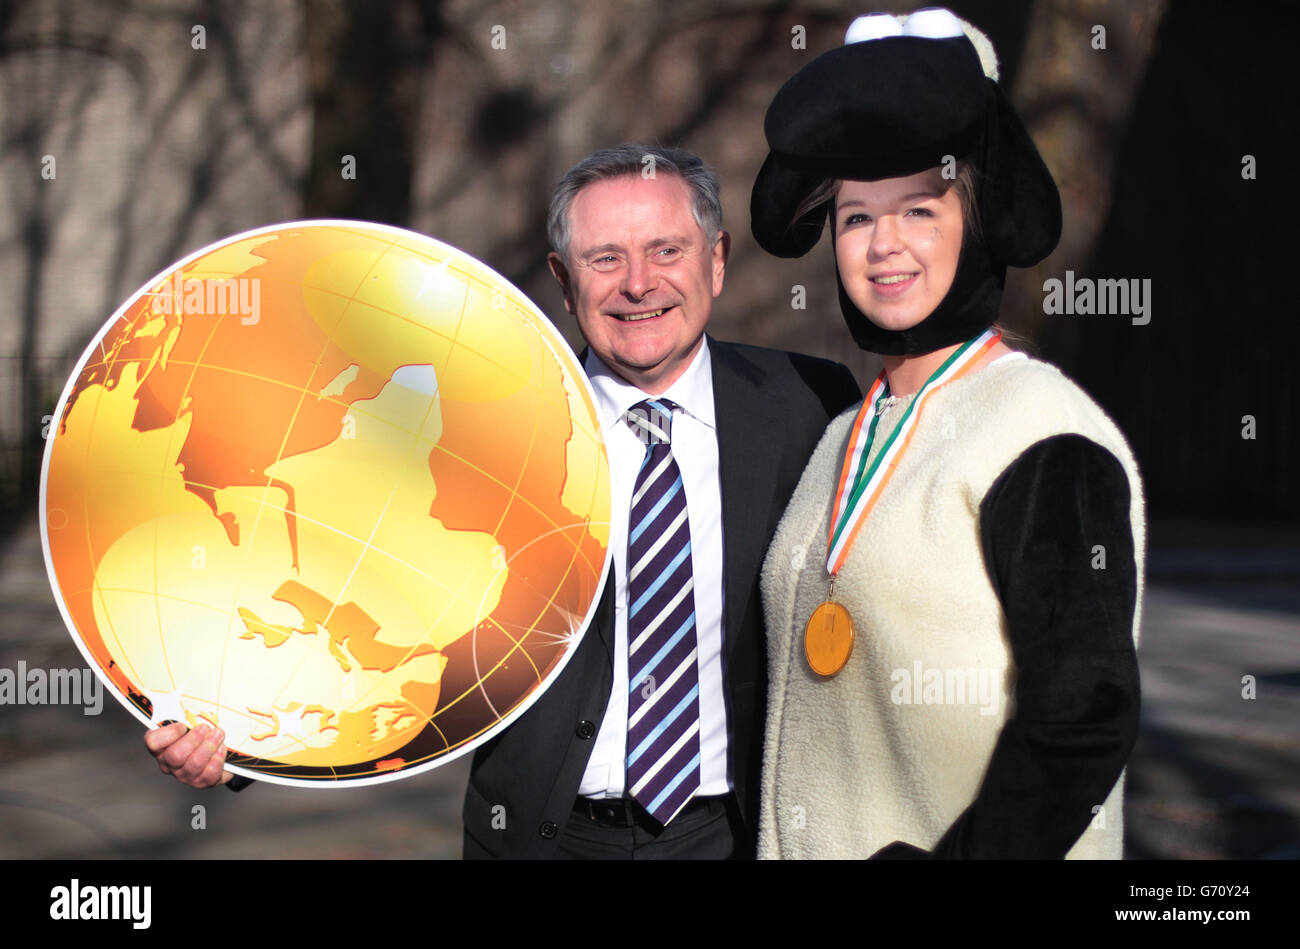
<box><xmin>803</xmin><ymin>329</ymin><xmax>1002</xmax><ymax>676</ymax></box>
<box><xmin>804</xmin><ymin>579</ymin><xmax>854</xmax><ymax>677</ymax></box>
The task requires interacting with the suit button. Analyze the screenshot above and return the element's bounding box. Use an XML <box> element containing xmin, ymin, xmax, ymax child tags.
<box><xmin>539</xmin><ymin>821</ymin><xmax>559</xmax><ymax>839</ymax></box>
<box><xmin>576</xmin><ymin>720</ymin><xmax>596</xmax><ymax>739</ymax></box>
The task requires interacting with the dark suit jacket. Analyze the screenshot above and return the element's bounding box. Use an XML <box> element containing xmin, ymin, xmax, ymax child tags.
<box><xmin>462</xmin><ymin>335</ymin><xmax>861</xmax><ymax>858</ymax></box>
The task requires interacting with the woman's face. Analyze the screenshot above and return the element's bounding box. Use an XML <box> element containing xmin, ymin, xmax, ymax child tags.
<box><xmin>833</xmin><ymin>168</ymin><xmax>964</xmax><ymax>333</ymax></box>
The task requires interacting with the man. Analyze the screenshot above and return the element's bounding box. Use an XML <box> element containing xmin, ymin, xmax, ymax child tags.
<box><xmin>461</xmin><ymin>144</ymin><xmax>859</xmax><ymax>858</ymax></box>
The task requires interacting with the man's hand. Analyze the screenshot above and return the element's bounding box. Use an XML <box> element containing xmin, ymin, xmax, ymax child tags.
<box><xmin>144</xmin><ymin>722</ymin><xmax>233</xmax><ymax>789</ymax></box>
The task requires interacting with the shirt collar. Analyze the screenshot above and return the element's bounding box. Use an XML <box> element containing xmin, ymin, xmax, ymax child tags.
<box><xmin>585</xmin><ymin>337</ymin><xmax>716</xmax><ymax>434</ymax></box>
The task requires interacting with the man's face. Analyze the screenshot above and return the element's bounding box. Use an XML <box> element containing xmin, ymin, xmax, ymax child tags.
<box><xmin>548</xmin><ymin>173</ymin><xmax>728</xmax><ymax>395</ymax></box>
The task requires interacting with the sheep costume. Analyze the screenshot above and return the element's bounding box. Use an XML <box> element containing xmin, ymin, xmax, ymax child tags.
<box><xmin>751</xmin><ymin>9</ymin><xmax>1144</xmax><ymax>859</ymax></box>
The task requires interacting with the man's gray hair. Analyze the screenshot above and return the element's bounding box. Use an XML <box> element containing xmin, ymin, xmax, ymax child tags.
<box><xmin>547</xmin><ymin>143</ymin><xmax>723</xmax><ymax>259</ymax></box>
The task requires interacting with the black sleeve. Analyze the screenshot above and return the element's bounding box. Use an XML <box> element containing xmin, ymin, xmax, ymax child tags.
<box><xmin>226</xmin><ymin>774</ymin><xmax>254</xmax><ymax>792</ymax></box>
<box><xmin>873</xmin><ymin>434</ymin><xmax>1141</xmax><ymax>859</ymax></box>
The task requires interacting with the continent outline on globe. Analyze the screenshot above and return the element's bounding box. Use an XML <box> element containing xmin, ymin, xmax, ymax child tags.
<box><xmin>40</xmin><ymin>219</ymin><xmax>612</xmax><ymax>788</ymax></box>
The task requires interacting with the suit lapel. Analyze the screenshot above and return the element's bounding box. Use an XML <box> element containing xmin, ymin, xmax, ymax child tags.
<box><xmin>710</xmin><ymin>338</ymin><xmax>783</xmax><ymax>659</ymax></box>
<box><xmin>576</xmin><ymin>345</ymin><xmax>617</xmax><ymax>661</ymax></box>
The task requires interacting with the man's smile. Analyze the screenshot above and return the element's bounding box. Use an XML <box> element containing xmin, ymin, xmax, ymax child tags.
<box><xmin>609</xmin><ymin>305</ymin><xmax>676</xmax><ymax>322</ymax></box>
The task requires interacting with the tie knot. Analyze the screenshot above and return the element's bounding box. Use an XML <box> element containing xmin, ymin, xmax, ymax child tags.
<box><xmin>625</xmin><ymin>398</ymin><xmax>677</xmax><ymax>446</ymax></box>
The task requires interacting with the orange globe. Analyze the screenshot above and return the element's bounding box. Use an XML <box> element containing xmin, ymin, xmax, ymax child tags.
<box><xmin>41</xmin><ymin>221</ymin><xmax>611</xmax><ymax>787</ymax></box>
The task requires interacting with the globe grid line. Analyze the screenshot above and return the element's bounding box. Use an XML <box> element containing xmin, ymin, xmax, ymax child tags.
<box><xmin>172</xmin><ymin>475</ymin><xmax>521</xmax><ymax>637</ymax></box>
<box><xmin>423</xmin><ymin>512</ymin><xmax>609</xmax><ymax>747</ymax></box>
<box><xmin>70</xmin><ymin>567</ymin><xmax>515</xmax><ymax>765</ymax></box>
<box><xmin>152</xmin><ymin>293</ymin><xmax>228</xmax><ymax>716</ymax></box>
<box><xmin>76</xmin><ymin>300</ymin><xmax>228</xmax><ymax>708</ymax></box>
<box><xmin>363</xmin><ymin>229</ymin><xmax>555</xmax><ymax>392</ymax></box>
<box><xmin>264</xmin><ymin>479</ymin><xmax>401</xmax><ymax>721</ymax></box>
<box><xmin>81</xmin><ymin>599</ymin><xmax>403</xmax><ymax>758</ymax></box>
<box><xmin>423</xmin><ymin>324</ymin><xmax>612</xmax><ymax>721</ymax></box>
<box><xmin>287</xmin><ymin>245</ymin><xmax>539</xmax><ymax>392</ymax></box>
<box><xmin>73</xmin><ymin>365</ymin><xmax>150</xmax><ymax>701</ymax></box>
<box><xmin>426</xmin><ymin>441</ymin><xmax>602</xmax><ymax>575</ymax></box>
<box><xmin>134</xmin><ymin>477</ymin><xmax>601</xmax><ymax>734</ymax></box>
<box><xmin>80</xmin><ymin>313</ymin><xmax>174</xmax><ymax>703</ymax></box>
<box><xmin>81</xmin><ymin>304</ymin><xmax>609</xmax><ymax>583</ymax></box>
<box><xmin>261</xmin><ymin>387</ymin><xmax>442</xmax><ymax>725</ymax></box>
<box><xmin>485</xmin><ymin>353</ymin><xmax>545</xmax><ymax>542</ymax></box>
<box><xmin>463</xmin><ymin>515</ymin><xmax>597</xmax><ymax>720</ymax></box>
<box><xmin>86</xmin><ymin>305</ymin><xmax>601</xmax><ymax>661</ymax></box>
<box><xmin>58</xmin><ymin>623</ymin><xmax>335</xmax><ymax>755</ymax></box>
<box><xmin>72</xmin><ymin>351</ymin><xmax>543</xmax><ymax>447</ymax></box>
<box><xmin>170</xmin><ymin>476</ymin><xmax>487</xmax><ymax>599</ymax></box>
<box><xmin>439</xmin><ymin>494</ymin><xmax>584</xmax><ymax>718</ymax></box>
<box><xmin>86</xmin><ymin>361</ymin><xmax>603</xmax><ymax>576</ymax></box>
<box><xmin>421</xmin><ymin>519</ymin><xmax>607</xmax><ymax>721</ymax></box>
<box><xmin>218</xmin><ymin>238</ymin><xmax>415</xmax><ymax>748</ymax></box>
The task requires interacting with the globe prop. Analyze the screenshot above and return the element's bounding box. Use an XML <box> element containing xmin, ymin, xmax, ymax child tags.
<box><xmin>40</xmin><ymin>220</ymin><xmax>611</xmax><ymax>787</ymax></box>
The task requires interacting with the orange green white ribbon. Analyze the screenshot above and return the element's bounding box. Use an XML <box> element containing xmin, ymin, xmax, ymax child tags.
<box><xmin>826</xmin><ymin>328</ymin><xmax>1002</xmax><ymax>576</ymax></box>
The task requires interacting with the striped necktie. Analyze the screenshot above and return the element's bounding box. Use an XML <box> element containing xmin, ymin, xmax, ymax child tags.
<box><xmin>623</xmin><ymin>398</ymin><xmax>701</xmax><ymax>825</ymax></box>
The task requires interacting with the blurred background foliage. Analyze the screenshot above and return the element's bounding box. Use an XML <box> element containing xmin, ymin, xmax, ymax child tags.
<box><xmin>1</xmin><ymin>0</ymin><xmax>1297</xmax><ymax>535</ymax></box>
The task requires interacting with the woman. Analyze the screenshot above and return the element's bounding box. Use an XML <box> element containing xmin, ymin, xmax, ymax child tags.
<box><xmin>750</xmin><ymin>10</ymin><xmax>1143</xmax><ymax>859</ymax></box>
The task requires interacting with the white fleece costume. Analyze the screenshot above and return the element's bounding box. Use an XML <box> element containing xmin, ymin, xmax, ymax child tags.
<box><xmin>758</xmin><ymin>354</ymin><xmax>1144</xmax><ymax>859</ymax></box>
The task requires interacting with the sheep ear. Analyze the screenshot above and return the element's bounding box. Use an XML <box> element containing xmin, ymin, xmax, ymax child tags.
<box><xmin>953</xmin><ymin>15</ymin><xmax>1000</xmax><ymax>80</ymax></box>
<box><xmin>979</xmin><ymin>82</ymin><xmax>1061</xmax><ymax>267</ymax></box>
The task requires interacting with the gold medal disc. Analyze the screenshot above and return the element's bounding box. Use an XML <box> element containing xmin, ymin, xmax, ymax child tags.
<box><xmin>804</xmin><ymin>600</ymin><xmax>854</xmax><ymax>676</ymax></box>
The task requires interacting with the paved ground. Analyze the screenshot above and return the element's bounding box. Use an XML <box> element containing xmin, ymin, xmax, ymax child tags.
<box><xmin>1125</xmin><ymin>572</ymin><xmax>1300</xmax><ymax>859</ymax></box>
<box><xmin>1</xmin><ymin>514</ymin><xmax>1296</xmax><ymax>859</ymax></box>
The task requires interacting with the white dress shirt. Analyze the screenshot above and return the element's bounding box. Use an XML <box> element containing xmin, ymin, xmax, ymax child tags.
<box><xmin>577</xmin><ymin>338</ymin><xmax>730</xmax><ymax>799</ymax></box>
